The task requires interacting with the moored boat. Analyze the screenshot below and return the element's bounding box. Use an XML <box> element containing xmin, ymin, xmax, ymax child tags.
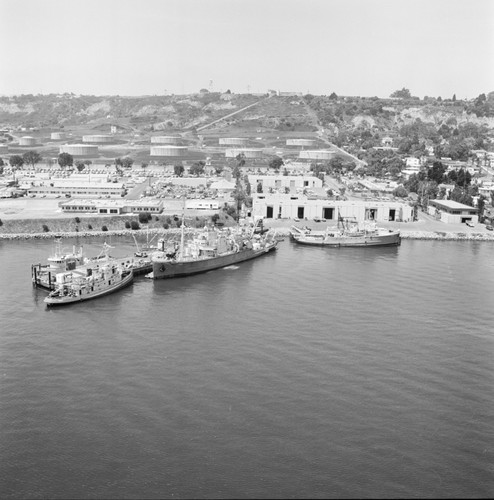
<box><xmin>32</xmin><ymin>241</ymin><xmax>151</xmax><ymax>290</ymax></box>
<box><xmin>44</xmin><ymin>263</ymin><xmax>133</xmax><ymax>306</ymax></box>
<box><xmin>146</xmin><ymin>223</ymin><xmax>278</xmax><ymax>280</ymax></box>
<box><xmin>290</xmin><ymin>216</ymin><xmax>401</xmax><ymax>247</ymax></box>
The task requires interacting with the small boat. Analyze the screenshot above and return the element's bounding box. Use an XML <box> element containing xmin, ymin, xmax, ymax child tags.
<box><xmin>146</xmin><ymin>221</ymin><xmax>278</xmax><ymax>280</ymax></box>
<box><xmin>290</xmin><ymin>216</ymin><xmax>401</xmax><ymax>247</ymax></box>
<box><xmin>44</xmin><ymin>263</ymin><xmax>133</xmax><ymax>306</ymax></box>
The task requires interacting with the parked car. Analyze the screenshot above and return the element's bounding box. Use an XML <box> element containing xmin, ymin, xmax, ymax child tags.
<box><xmin>486</xmin><ymin>225</ymin><xmax>493</xmax><ymax>231</ymax></box>
<box><xmin>313</xmin><ymin>217</ymin><xmax>326</xmax><ymax>223</ymax></box>
<box><xmin>466</xmin><ymin>221</ymin><xmax>475</xmax><ymax>227</ymax></box>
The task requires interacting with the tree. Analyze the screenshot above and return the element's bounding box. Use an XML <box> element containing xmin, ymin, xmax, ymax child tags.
<box><xmin>121</xmin><ymin>157</ymin><xmax>134</xmax><ymax>169</ymax></box>
<box><xmin>329</xmin><ymin>92</ymin><xmax>338</xmax><ymax>100</ymax></box>
<box><xmin>75</xmin><ymin>161</ymin><xmax>86</xmax><ymax>172</ymax></box>
<box><xmin>174</xmin><ymin>164</ymin><xmax>184</xmax><ymax>177</ymax></box>
<box><xmin>268</xmin><ymin>156</ymin><xmax>283</xmax><ymax>171</ymax></box>
<box><xmin>9</xmin><ymin>155</ymin><xmax>24</xmax><ymax>169</ymax></box>
<box><xmin>235</xmin><ymin>153</ymin><xmax>246</xmax><ymax>168</ymax></box>
<box><xmin>214</xmin><ymin>164</ymin><xmax>224</xmax><ymax>175</ymax></box>
<box><xmin>393</xmin><ymin>185</ymin><xmax>408</xmax><ymax>198</ymax></box>
<box><xmin>58</xmin><ymin>152</ymin><xmax>73</xmax><ymax>169</ymax></box>
<box><xmin>22</xmin><ymin>150</ymin><xmax>42</xmax><ymax>169</ymax></box>
<box><xmin>257</xmin><ymin>182</ymin><xmax>263</xmax><ymax>193</ymax></box>
<box><xmin>427</xmin><ymin>161</ymin><xmax>446</xmax><ymax>184</ymax></box>
<box><xmin>391</xmin><ymin>88</ymin><xmax>412</xmax><ymax>99</ymax></box>
<box><xmin>477</xmin><ymin>195</ymin><xmax>487</xmax><ymax>222</ymax></box>
<box><xmin>9</xmin><ymin>155</ymin><xmax>24</xmax><ymax>181</ymax></box>
<box><xmin>189</xmin><ymin>161</ymin><xmax>205</xmax><ymax>176</ymax></box>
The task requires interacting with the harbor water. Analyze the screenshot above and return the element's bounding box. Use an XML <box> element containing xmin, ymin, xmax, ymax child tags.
<box><xmin>1</xmin><ymin>236</ymin><xmax>493</xmax><ymax>499</ymax></box>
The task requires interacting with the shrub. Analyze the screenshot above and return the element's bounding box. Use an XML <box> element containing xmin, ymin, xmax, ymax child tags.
<box><xmin>74</xmin><ymin>216</ymin><xmax>81</xmax><ymax>224</ymax></box>
<box><xmin>138</xmin><ymin>212</ymin><xmax>152</xmax><ymax>224</ymax></box>
<box><xmin>0</xmin><ymin>218</ymin><xmax>3</xmax><ymax>227</ymax></box>
<box><xmin>130</xmin><ymin>220</ymin><xmax>140</xmax><ymax>230</ymax></box>
<box><xmin>125</xmin><ymin>221</ymin><xmax>131</xmax><ymax>229</ymax></box>
<box><xmin>42</xmin><ymin>224</ymin><xmax>49</xmax><ymax>232</ymax></box>
<box><xmin>163</xmin><ymin>223</ymin><xmax>169</xmax><ymax>230</ymax></box>
<box><xmin>87</xmin><ymin>224</ymin><xmax>92</xmax><ymax>230</ymax></box>
<box><xmin>101</xmin><ymin>225</ymin><xmax>108</xmax><ymax>232</ymax></box>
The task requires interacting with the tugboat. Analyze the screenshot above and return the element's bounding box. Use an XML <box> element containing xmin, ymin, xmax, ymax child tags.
<box><xmin>31</xmin><ymin>239</ymin><xmax>86</xmax><ymax>290</ymax></box>
<box><xmin>33</xmin><ymin>241</ymin><xmax>151</xmax><ymax>290</ymax></box>
<box><xmin>44</xmin><ymin>264</ymin><xmax>133</xmax><ymax>306</ymax></box>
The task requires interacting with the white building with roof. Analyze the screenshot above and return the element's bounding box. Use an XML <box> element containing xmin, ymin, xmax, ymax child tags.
<box><xmin>60</xmin><ymin>198</ymin><xmax>164</xmax><ymax>215</ymax></box>
<box><xmin>252</xmin><ymin>193</ymin><xmax>413</xmax><ymax>222</ymax></box>
<box><xmin>27</xmin><ymin>179</ymin><xmax>125</xmax><ymax>198</ymax></box>
<box><xmin>248</xmin><ymin>175</ymin><xmax>322</xmax><ymax>193</ymax></box>
<box><xmin>427</xmin><ymin>200</ymin><xmax>478</xmax><ymax>224</ymax></box>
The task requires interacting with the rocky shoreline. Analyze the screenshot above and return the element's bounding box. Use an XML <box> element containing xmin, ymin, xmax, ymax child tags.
<box><xmin>1</xmin><ymin>227</ymin><xmax>494</xmax><ymax>241</ymax></box>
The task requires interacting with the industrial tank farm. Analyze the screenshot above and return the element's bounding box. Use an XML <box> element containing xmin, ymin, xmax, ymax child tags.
<box><xmin>151</xmin><ymin>136</ymin><xmax>182</xmax><ymax>145</ymax></box>
<box><xmin>18</xmin><ymin>136</ymin><xmax>37</xmax><ymax>146</ymax></box>
<box><xmin>219</xmin><ymin>137</ymin><xmax>250</xmax><ymax>146</ymax></box>
<box><xmin>225</xmin><ymin>148</ymin><xmax>263</xmax><ymax>159</ymax></box>
<box><xmin>50</xmin><ymin>132</ymin><xmax>66</xmax><ymax>141</ymax></box>
<box><xmin>82</xmin><ymin>134</ymin><xmax>115</xmax><ymax>144</ymax></box>
<box><xmin>150</xmin><ymin>145</ymin><xmax>188</xmax><ymax>157</ymax></box>
<box><xmin>59</xmin><ymin>144</ymin><xmax>99</xmax><ymax>157</ymax></box>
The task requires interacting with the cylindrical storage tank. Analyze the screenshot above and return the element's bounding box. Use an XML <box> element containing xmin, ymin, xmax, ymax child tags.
<box><xmin>19</xmin><ymin>136</ymin><xmax>37</xmax><ymax>146</ymax></box>
<box><xmin>51</xmin><ymin>132</ymin><xmax>66</xmax><ymax>140</ymax></box>
<box><xmin>150</xmin><ymin>146</ymin><xmax>188</xmax><ymax>157</ymax></box>
<box><xmin>299</xmin><ymin>150</ymin><xmax>335</xmax><ymax>160</ymax></box>
<box><xmin>151</xmin><ymin>136</ymin><xmax>181</xmax><ymax>145</ymax></box>
<box><xmin>219</xmin><ymin>137</ymin><xmax>250</xmax><ymax>146</ymax></box>
<box><xmin>286</xmin><ymin>139</ymin><xmax>316</xmax><ymax>147</ymax></box>
<box><xmin>60</xmin><ymin>144</ymin><xmax>99</xmax><ymax>157</ymax></box>
<box><xmin>225</xmin><ymin>148</ymin><xmax>263</xmax><ymax>159</ymax></box>
<box><xmin>82</xmin><ymin>134</ymin><xmax>114</xmax><ymax>144</ymax></box>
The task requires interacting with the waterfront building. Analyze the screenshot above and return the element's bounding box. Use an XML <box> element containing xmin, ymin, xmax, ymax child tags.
<box><xmin>252</xmin><ymin>192</ymin><xmax>413</xmax><ymax>222</ymax></box>
<box><xmin>427</xmin><ymin>200</ymin><xmax>478</xmax><ymax>224</ymax></box>
<box><xmin>59</xmin><ymin>198</ymin><xmax>164</xmax><ymax>215</ymax></box>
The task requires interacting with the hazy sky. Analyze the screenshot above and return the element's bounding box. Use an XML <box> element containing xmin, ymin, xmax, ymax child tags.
<box><xmin>1</xmin><ymin>0</ymin><xmax>493</xmax><ymax>98</ymax></box>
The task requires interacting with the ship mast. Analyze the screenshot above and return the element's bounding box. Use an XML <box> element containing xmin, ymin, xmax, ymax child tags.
<box><xmin>179</xmin><ymin>195</ymin><xmax>185</xmax><ymax>260</ymax></box>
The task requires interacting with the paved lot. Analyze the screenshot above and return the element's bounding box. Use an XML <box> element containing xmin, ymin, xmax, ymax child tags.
<box><xmin>1</xmin><ymin>197</ymin><xmax>492</xmax><ymax>235</ymax></box>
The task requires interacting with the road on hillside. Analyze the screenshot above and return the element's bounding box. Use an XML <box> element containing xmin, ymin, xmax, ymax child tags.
<box><xmin>196</xmin><ymin>96</ymin><xmax>272</xmax><ymax>132</ymax></box>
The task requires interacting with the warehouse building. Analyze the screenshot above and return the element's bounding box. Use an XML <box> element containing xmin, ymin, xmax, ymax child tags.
<box><xmin>252</xmin><ymin>192</ymin><xmax>413</xmax><ymax>222</ymax></box>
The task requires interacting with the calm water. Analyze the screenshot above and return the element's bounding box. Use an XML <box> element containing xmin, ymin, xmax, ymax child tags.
<box><xmin>0</xmin><ymin>236</ymin><xmax>493</xmax><ymax>499</ymax></box>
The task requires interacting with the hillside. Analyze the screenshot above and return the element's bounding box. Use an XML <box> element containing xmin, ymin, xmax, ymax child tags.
<box><xmin>1</xmin><ymin>91</ymin><xmax>493</xmax><ymax>163</ymax></box>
